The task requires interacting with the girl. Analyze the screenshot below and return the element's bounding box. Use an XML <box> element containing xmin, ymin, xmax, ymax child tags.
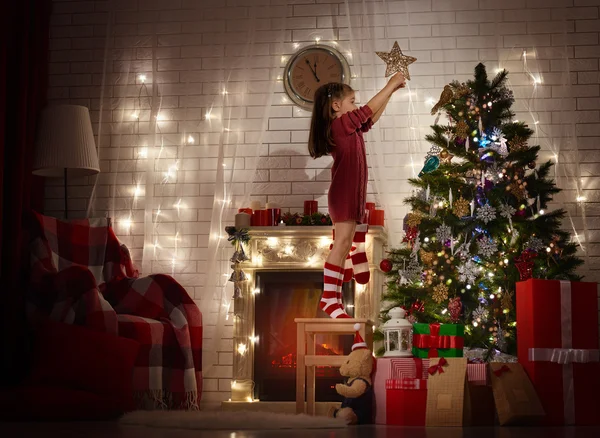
<box><xmin>308</xmin><ymin>73</ymin><xmax>406</xmax><ymax>318</ymax></box>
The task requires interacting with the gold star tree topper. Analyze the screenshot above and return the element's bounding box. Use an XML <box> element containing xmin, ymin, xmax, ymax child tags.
<box><xmin>376</xmin><ymin>41</ymin><xmax>417</xmax><ymax>80</ymax></box>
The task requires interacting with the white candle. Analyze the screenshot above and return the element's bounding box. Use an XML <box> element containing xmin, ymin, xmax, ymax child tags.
<box><xmin>250</xmin><ymin>201</ymin><xmax>261</xmax><ymax>211</ymax></box>
<box><xmin>235</xmin><ymin>212</ymin><xmax>251</xmax><ymax>228</ymax></box>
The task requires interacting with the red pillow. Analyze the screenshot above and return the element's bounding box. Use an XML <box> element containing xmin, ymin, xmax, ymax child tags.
<box><xmin>28</xmin><ymin>320</ymin><xmax>140</xmax><ymax>411</ymax></box>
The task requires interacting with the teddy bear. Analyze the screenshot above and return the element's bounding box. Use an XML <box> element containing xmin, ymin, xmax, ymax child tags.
<box><xmin>330</xmin><ymin>323</ymin><xmax>373</xmax><ymax>425</ymax></box>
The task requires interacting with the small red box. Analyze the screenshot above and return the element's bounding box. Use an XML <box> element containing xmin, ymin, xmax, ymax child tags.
<box><xmin>517</xmin><ymin>279</ymin><xmax>600</xmax><ymax>425</ymax></box>
<box><xmin>303</xmin><ymin>200</ymin><xmax>318</xmax><ymax>215</ymax></box>
<box><xmin>369</xmin><ymin>209</ymin><xmax>384</xmax><ymax>226</ymax></box>
<box><xmin>385</xmin><ymin>378</ymin><xmax>427</xmax><ymax>426</ymax></box>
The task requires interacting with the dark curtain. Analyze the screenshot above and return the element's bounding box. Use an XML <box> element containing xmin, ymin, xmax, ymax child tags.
<box><xmin>0</xmin><ymin>0</ymin><xmax>51</xmax><ymax>386</ymax></box>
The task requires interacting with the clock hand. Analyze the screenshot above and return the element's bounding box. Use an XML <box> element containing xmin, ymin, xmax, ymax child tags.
<box><xmin>305</xmin><ymin>59</ymin><xmax>320</xmax><ymax>82</ymax></box>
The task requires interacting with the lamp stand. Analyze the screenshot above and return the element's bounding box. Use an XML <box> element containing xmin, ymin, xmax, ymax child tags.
<box><xmin>64</xmin><ymin>168</ymin><xmax>68</xmax><ymax>219</ymax></box>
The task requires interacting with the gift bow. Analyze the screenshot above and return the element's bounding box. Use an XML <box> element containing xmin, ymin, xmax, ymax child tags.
<box><xmin>413</xmin><ymin>323</ymin><xmax>464</xmax><ymax>358</ymax></box>
<box><xmin>428</xmin><ymin>357</ymin><xmax>448</xmax><ymax>375</ymax></box>
<box><xmin>493</xmin><ymin>364</ymin><xmax>511</xmax><ymax>377</ymax></box>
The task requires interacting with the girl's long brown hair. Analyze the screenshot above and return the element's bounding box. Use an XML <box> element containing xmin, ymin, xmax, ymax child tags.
<box><xmin>308</xmin><ymin>82</ymin><xmax>354</xmax><ymax>159</ymax></box>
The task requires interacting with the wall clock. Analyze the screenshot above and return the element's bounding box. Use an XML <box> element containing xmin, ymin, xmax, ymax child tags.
<box><xmin>283</xmin><ymin>44</ymin><xmax>351</xmax><ymax>110</ymax></box>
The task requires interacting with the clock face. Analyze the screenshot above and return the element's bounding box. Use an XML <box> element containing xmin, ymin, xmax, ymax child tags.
<box><xmin>283</xmin><ymin>45</ymin><xmax>350</xmax><ymax>109</ymax></box>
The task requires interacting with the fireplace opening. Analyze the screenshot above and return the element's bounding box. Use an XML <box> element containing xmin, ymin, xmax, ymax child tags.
<box><xmin>253</xmin><ymin>271</ymin><xmax>355</xmax><ymax>402</ymax></box>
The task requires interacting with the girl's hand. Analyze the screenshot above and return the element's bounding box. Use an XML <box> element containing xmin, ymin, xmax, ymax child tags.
<box><xmin>388</xmin><ymin>72</ymin><xmax>406</xmax><ymax>91</ymax></box>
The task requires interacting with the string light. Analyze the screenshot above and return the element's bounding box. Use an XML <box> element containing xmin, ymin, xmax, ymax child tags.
<box><xmin>138</xmin><ymin>74</ymin><xmax>146</xmax><ymax>83</ymax></box>
<box><xmin>138</xmin><ymin>147</ymin><xmax>148</xmax><ymax>159</ymax></box>
<box><xmin>577</xmin><ymin>196</ymin><xmax>586</xmax><ymax>202</ymax></box>
<box><xmin>284</xmin><ymin>245</ymin><xmax>294</xmax><ymax>255</ymax></box>
<box><xmin>314</xmin><ymin>37</ymin><xmax>321</xmax><ymax>43</ymax></box>
<box><xmin>267</xmin><ymin>237</ymin><xmax>279</xmax><ymax>247</ymax></box>
<box><xmin>121</xmin><ymin>216</ymin><xmax>133</xmax><ymax>231</ymax></box>
<box><xmin>249</xmin><ymin>335</ymin><xmax>259</xmax><ymax>344</ymax></box>
<box><xmin>222</xmin><ymin>89</ymin><xmax>228</xmax><ymax>95</ymax></box>
<box><xmin>186</xmin><ymin>135</ymin><xmax>195</xmax><ymax>144</ymax></box>
<box><xmin>131</xmin><ymin>112</ymin><xmax>139</xmax><ymax>119</ymax></box>
<box><xmin>237</xmin><ymin>344</ymin><xmax>247</xmax><ymax>355</ymax></box>
<box><xmin>252</xmin><ymin>288</ymin><xmax>260</xmax><ymax>295</ymax></box>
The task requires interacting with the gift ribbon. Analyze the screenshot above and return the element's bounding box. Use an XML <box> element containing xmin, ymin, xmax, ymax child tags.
<box><xmin>493</xmin><ymin>364</ymin><xmax>511</xmax><ymax>377</ymax></box>
<box><xmin>527</xmin><ymin>281</ymin><xmax>600</xmax><ymax>425</ymax></box>
<box><xmin>428</xmin><ymin>357</ymin><xmax>448</xmax><ymax>375</ymax></box>
<box><xmin>412</xmin><ymin>323</ymin><xmax>464</xmax><ymax>357</ymax></box>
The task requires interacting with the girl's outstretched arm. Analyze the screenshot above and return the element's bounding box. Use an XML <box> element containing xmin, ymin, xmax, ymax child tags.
<box><xmin>367</xmin><ymin>72</ymin><xmax>405</xmax><ymax>124</ymax></box>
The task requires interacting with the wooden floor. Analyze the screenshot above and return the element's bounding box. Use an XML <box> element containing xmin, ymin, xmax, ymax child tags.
<box><xmin>1</xmin><ymin>422</ymin><xmax>599</xmax><ymax>438</ymax></box>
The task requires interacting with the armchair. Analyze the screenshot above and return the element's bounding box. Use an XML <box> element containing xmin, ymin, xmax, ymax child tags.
<box><xmin>27</xmin><ymin>211</ymin><xmax>203</xmax><ymax>410</ymax></box>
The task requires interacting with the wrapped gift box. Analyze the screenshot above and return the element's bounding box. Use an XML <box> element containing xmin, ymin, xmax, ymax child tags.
<box><xmin>412</xmin><ymin>323</ymin><xmax>464</xmax><ymax>358</ymax></box>
<box><xmin>490</xmin><ymin>363</ymin><xmax>545</xmax><ymax>426</ymax></box>
<box><xmin>385</xmin><ymin>378</ymin><xmax>427</xmax><ymax>426</ymax></box>
<box><xmin>464</xmin><ymin>362</ymin><xmax>495</xmax><ymax>426</ymax></box>
<box><xmin>425</xmin><ymin>357</ymin><xmax>467</xmax><ymax>427</ymax></box>
<box><xmin>466</xmin><ymin>363</ymin><xmax>489</xmax><ymax>386</ymax></box>
<box><xmin>517</xmin><ymin>279</ymin><xmax>600</xmax><ymax>425</ymax></box>
<box><xmin>373</xmin><ymin>357</ymin><xmax>429</xmax><ymax>424</ymax></box>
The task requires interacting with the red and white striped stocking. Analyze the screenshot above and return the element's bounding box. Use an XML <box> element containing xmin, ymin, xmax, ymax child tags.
<box><xmin>320</xmin><ymin>262</ymin><xmax>350</xmax><ymax>319</ymax></box>
<box><xmin>350</xmin><ymin>223</ymin><xmax>370</xmax><ymax>284</ymax></box>
<box><xmin>331</xmin><ymin>228</ymin><xmax>354</xmax><ymax>285</ymax></box>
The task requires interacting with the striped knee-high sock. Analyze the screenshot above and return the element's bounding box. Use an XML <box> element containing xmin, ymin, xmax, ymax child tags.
<box><xmin>320</xmin><ymin>262</ymin><xmax>350</xmax><ymax>319</ymax></box>
<box><xmin>350</xmin><ymin>224</ymin><xmax>370</xmax><ymax>284</ymax></box>
<box><xmin>331</xmin><ymin>229</ymin><xmax>354</xmax><ymax>284</ymax></box>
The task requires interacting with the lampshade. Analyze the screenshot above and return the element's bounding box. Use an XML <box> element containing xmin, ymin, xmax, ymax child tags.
<box><xmin>32</xmin><ymin>105</ymin><xmax>100</xmax><ymax>177</ymax></box>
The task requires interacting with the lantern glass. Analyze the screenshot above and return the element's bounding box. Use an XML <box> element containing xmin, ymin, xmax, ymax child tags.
<box><xmin>382</xmin><ymin>307</ymin><xmax>413</xmax><ymax>357</ymax></box>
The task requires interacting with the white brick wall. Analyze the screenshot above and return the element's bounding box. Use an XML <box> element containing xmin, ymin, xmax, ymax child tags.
<box><xmin>47</xmin><ymin>0</ymin><xmax>600</xmax><ymax>406</ymax></box>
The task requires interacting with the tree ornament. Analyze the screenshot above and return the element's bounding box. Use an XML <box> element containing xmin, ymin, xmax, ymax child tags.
<box><xmin>436</xmin><ymin>223</ymin><xmax>452</xmax><ymax>243</ymax></box>
<box><xmin>495</xmin><ymin>323</ymin><xmax>507</xmax><ymax>351</ymax></box>
<box><xmin>455</xmin><ymin>120</ymin><xmax>469</xmax><ymax>139</ymax></box>
<box><xmin>405</xmin><ymin>212</ymin><xmax>422</xmax><ymax>228</ymax></box>
<box><xmin>528</xmin><ymin>161</ymin><xmax>536</xmax><ymax>169</ymax></box>
<box><xmin>376</xmin><ymin>41</ymin><xmax>417</xmax><ymax>79</ymax></box>
<box><xmin>453</xmin><ymin>197</ymin><xmax>470</xmax><ymax>218</ymax></box>
<box><xmin>501</xmin><ymin>290</ymin><xmax>514</xmax><ymax>311</ymax></box>
<box><xmin>525</xmin><ymin>236</ymin><xmax>545</xmax><ymax>252</ymax></box>
<box><xmin>419</xmin><ymin>249</ymin><xmax>435</xmax><ymax>265</ymax></box>
<box><xmin>478</xmin><ymin>236</ymin><xmax>498</xmax><ymax>258</ymax></box>
<box><xmin>508</xmin><ymin>135</ymin><xmax>527</xmax><ymax>152</ymax></box>
<box><xmin>448</xmin><ymin>297</ymin><xmax>462</xmax><ymax>322</ymax></box>
<box><xmin>402</xmin><ymin>258</ymin><xmax>423</xmax><ymax>283</ymax></box>
<box><xmin>403</xmin><ymin>226</ymin><xmax>419</xmax><ymax>244</ymax></box>
<box><xmin>509</xmin><ymin>184</ymin><xmax>528</xmax><ymax>200</ymax></box>
<box><xmin>476</xmin><ymin>204</ymin><xmax>497</xmax><ymax>224</ymax></box>
<box><xmin>472</xmin><ymin>304</ymin><xmax>489</xmax><ymax>323</ymax></box>
<box><xmin>514</xmin><ymin>250</ymin><xmax>537</xmax><ymax>280</ymax></box>
<box><xmin>432</xmin><ymin>283</ymin><xmax>449</xmax><ymax>303</ymax></box>
<box><xmin>458</xmin><ymin>259</ymin><xmax>479</xmax><ymax>285</ymax></box>
<box><xmin>419</xmin><ymin>155</ymin><xmax>440</xmax><ymax>176</ymax></box>
<box><xmin>431</xmin><ymin>85</ymin><xmax>454</xmax><ymax>115</ymax></box>
<box><xmin>440</xmin><ymin>149</ymin><xmax>454</xmax><ymax>164</ymax></box>
<box><xmin>380</xmin><ymin>258</ymin><xmax>393</xmax><ymax>273</ymax></box>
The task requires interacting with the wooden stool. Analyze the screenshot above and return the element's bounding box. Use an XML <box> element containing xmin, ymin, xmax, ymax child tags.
<box><xmin>295</xmin><ymin>318</ymin><xmax>373</xmax><ymax>415</ymax></box>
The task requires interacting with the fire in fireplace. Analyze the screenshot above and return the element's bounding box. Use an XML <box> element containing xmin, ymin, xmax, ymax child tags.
<box><xmin>253</xmin><ymin>271</ymin><xmax>355</xmax><ymax>401</ymax></box>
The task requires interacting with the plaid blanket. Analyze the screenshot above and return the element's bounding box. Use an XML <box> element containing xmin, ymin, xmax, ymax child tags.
<box><xmin>28</xmin><ymin>211</ymin><xmax>202</xmax><ymax>409</ymax></box>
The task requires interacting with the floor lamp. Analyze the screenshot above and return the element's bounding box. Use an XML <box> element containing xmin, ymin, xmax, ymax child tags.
<box><xmin>32</xmin><ymin>105</ymin><xmax>100</xmax><ymax>219</ymax></box>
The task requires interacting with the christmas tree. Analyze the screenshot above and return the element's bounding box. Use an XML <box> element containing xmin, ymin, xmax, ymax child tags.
<box><xmin>379</xmin><ymin>63</ymin><xmax>583</xmax><ymax>357</ymax></box>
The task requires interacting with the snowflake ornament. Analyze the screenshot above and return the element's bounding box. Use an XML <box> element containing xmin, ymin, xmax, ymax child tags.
<box><xmin>478</xmin><ymin>236</ymin><xmax>498</xmax><ymax>258</ymax></box>
<box><xmin>526</xmin><ymin>236</ymin><xmax>545</xmax><ymax>252</ymax></box>
<box><xmin>472</xmin><ymin>304</ymin><xmax>489</xmax><ymax>323</ymax></box>
<box><xmin>499</xmin><ymin>203</ymin><xmax>516</xmax><ymax>219</ymax></box>
<box><xmin>476</xmin><ymin>204</ymin><xmax>497</xmax><ymax>224</ymax></box>
<box><xmin>458</xmin><ymin>259</ymin><xmax>479</xmax><ymax>285</ymax></box>
<box><xmin>401</xmin><ymin>258</ymin><xmax>422</xmax><ymax>283</ymax></box>
<box><xmin>432</xmin><ymin>283</ymin><xmax>449</xmax><ymax>304</ymax></box>
<box><xmin>436</xmin><ymin>223</ymin><xmax>452</xmax><ymax>243</ymax></box>
<box><xmin>495</xmin><ymin>323</ymin><xmax>507</xmax><ymax>350</ymax></box>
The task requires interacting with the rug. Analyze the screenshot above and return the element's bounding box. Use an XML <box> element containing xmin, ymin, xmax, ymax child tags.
<box><xmin>120</xmin><ymin>410</ymin><xmax>347</xmax><ymax>430</ymax></box>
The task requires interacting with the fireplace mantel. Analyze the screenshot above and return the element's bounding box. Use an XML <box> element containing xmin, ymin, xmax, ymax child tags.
<box><xmin>228</xmin><ymin>225</ymin><xmax>388</xmax><ymax>403</ymax></box>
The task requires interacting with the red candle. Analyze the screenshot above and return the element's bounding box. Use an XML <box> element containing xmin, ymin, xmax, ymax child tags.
<box><xmin>258</xmin><ymin>209</ymin><xmax>269</xmax><ymax>226</ymax></box>
<box><xmin>366</xmin><ymin>202</ymin><xmax>376</xmax><ymax>211</ymax></box>
<box><xmin>370</xmin><ymin>209</ymin><xmax>384</xmax><ymax>226</ymax></box>
<box><xmin>238</xmin><ymin>208</ymin><xmax>252</xmax><ymax>215</ymax></box>
<box><xmin>267</xmin><ymin>208</ymin><xmax>281</xmax><ymax>226</ymax></box>
<box><xmin>251</xmin><ymin>210</ymin><xmax>259</xmax><ymax>226</ymax></box>
<box><xmin>304</xmin><ymin>200</ymin><xmax>318</xmax><ymax>215</ymax></box>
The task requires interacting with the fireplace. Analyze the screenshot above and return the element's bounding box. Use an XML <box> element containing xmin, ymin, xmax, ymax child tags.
<box><xmin>224</xmin><ymin>225</ymin><xmax>387</xmax><ymax>408</ymax></box>
<box><xmin>253</xmin><ymin>271</ymin><xmax>355</xmax><ymax>401</ymax></box>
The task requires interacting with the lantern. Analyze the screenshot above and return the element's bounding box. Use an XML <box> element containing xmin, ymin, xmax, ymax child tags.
<box><xmin>383</xmin><ymin>307</ymin><xmax>413</xmax><ymax>357</ymax></box>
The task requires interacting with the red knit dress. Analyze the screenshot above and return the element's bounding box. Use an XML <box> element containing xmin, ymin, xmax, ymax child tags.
<box><xmin>328</xmin><ymin>105</ymin><xmax>374</xmax><ymax>224</ymax></box>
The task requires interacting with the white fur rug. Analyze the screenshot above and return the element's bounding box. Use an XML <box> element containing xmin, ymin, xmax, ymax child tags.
<box><xmin>120</xmin><ymin>410</ymin><xmax>347</xmax><ymax>430</ymax></box>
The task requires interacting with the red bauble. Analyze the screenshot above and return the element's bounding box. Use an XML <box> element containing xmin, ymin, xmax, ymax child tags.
<box><xmin>448</xmin><ymin>297</ymin><xmax>462</xmax><ymax>323</ymax></box>
<box><xmin>380</xmin><ymin>258</ymin><xmax>393</xmax><ymax>273</ymax></box>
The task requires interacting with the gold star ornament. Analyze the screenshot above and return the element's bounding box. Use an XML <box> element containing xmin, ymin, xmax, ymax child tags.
<box><xmin>376</xmin><ymin>41</ymin><xmax>417</xmax><ymax>80</ymax></box>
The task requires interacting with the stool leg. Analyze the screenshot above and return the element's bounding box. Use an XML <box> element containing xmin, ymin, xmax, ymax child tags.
<box><xmin>307</xmin><ymin>333</ymin><xmax>316</xmax><ymax>416</ymax></box>
<box><xmin>296</xmin><ymin>323</ymin><xmax>306</xmax><ymax>414</ymax></box>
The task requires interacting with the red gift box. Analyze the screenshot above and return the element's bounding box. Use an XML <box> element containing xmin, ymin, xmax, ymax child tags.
<box><xmin>385</xmin><ymin>378</ymin><xmax>427</xmax><ymax>426</ymax></box>
<box><xmin>373</xmin><ymin>358</ymin><xmax>429</xmax><ymax>425</ymax></box>
<box><xmin>517</xmin><ymin>279</ymin><xmax>600</xmax><ymax>425</ymax></box>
